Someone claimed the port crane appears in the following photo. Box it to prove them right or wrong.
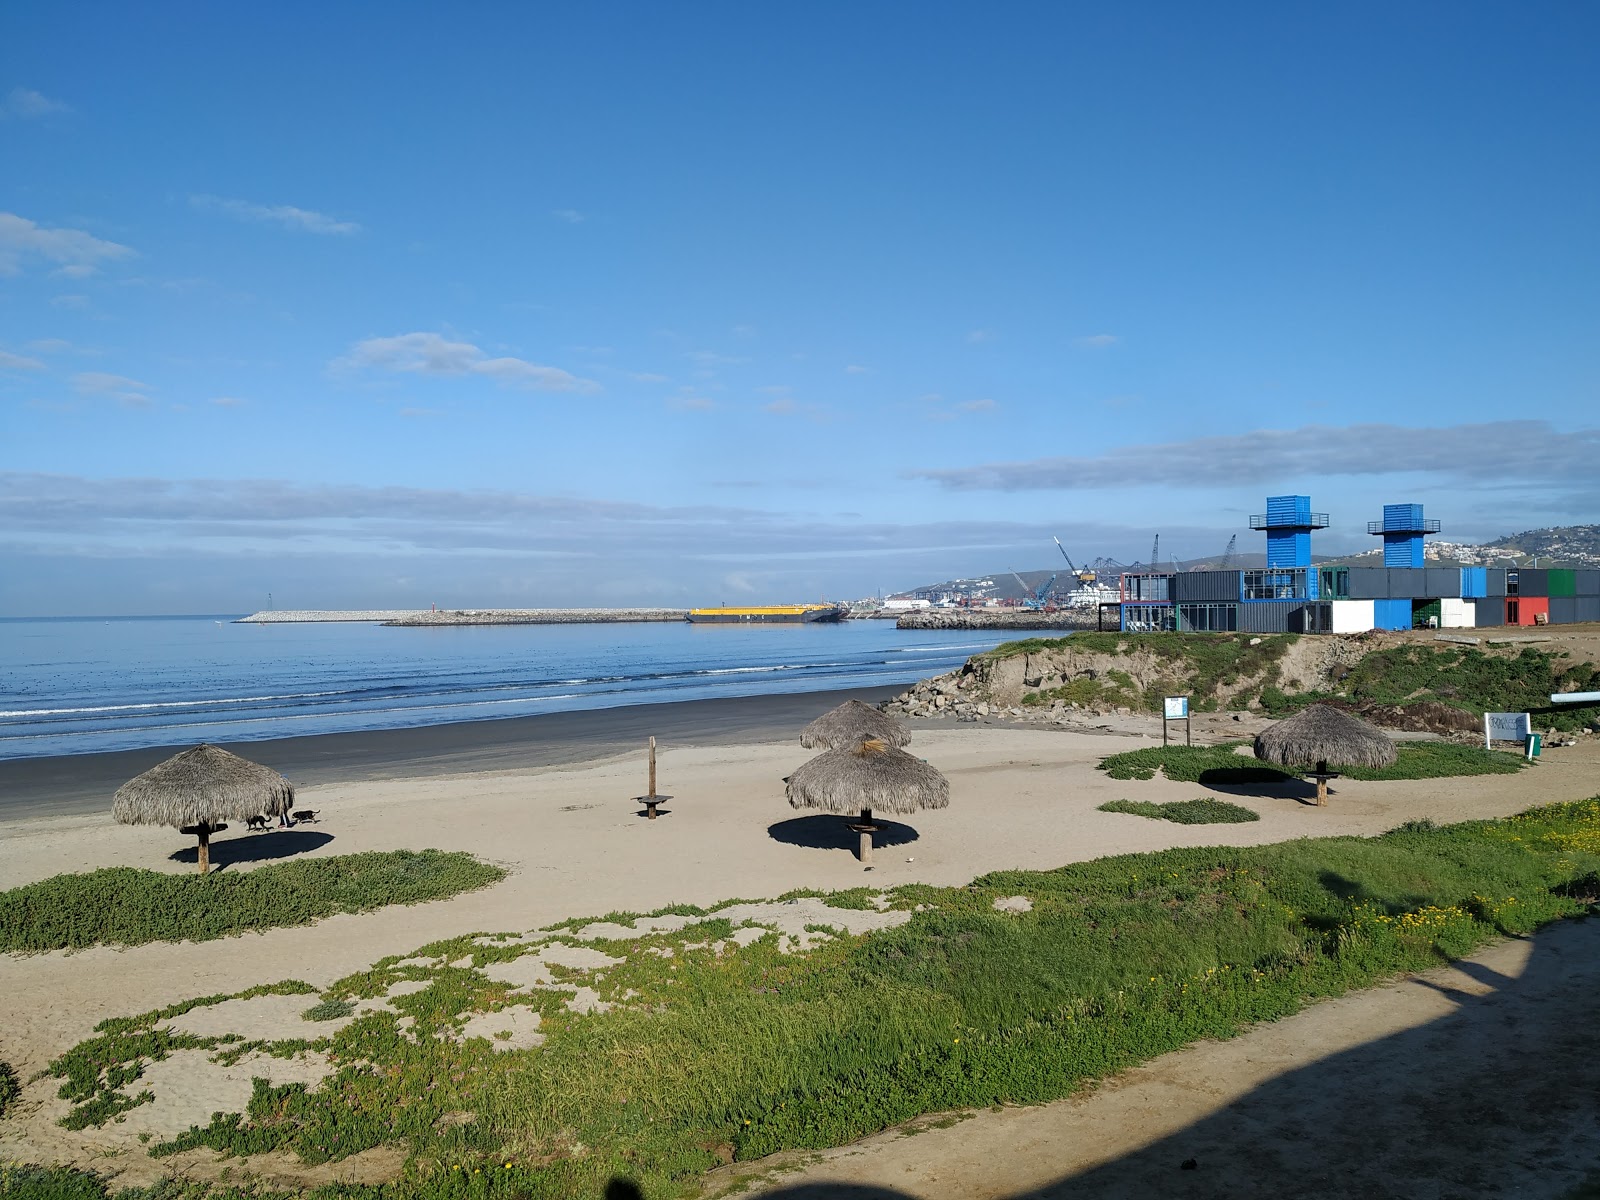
[1052,537,1099,585]
[1009,570,1057,609]
[1217,534,1238,572]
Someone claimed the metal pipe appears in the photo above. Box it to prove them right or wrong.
[1550,692,1600,704]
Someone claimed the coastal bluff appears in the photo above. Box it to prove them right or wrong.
[237,608,688,625]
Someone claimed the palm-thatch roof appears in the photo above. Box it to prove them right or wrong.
[799,699,910,750]
[1253,705,1397,771]
[786,738,948,816]
[113,744,294,828]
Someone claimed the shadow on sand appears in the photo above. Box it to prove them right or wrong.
[169,828,334,869]
[767,814,919,854]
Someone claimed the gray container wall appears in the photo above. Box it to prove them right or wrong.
[1549,597,1579,625]
[1485,569,1508,596]
[1346,567,1390,600]
[1425,567,1462,597]
[1172,570,1242,603]
[1388,568,1428,599]
[1238,601,1302,634]
[1577,570,1600,595]
[1577,597,1600,623]
[1516,568,1549,596]
[1474,598,1506,627]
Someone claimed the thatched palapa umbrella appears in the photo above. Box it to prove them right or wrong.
[786,737,947,863]
[1253,705,1396,805]
[799,699,910,750]
[114,744,294,873]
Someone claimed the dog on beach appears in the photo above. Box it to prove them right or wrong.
[246,815,269,832]
[291,809,320,823]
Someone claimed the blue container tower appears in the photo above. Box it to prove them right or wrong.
[1368,503,1441,567]
[1248,495,1329,600]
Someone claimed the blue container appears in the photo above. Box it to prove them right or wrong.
[1461,567,1487,598]
[1382,503,1425,529]
[1267,495,1313,524]
[1373,598,1413,631]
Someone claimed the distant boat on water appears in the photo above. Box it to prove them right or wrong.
[685,604,847,624]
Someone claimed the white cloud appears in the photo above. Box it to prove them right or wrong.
[72,371,152,407]
[54,263,99,279]
[1074,333,1119,348]
[0,350,46,371]
[958,398,997,412]
[628,372,669,384]
[0,212,134,276]
[552,209,586,224]
[671,396,715,412]
[190,194,361,235]
[912,421,1600,491]
[764,397,796,414]
[336,332,600,394]
[844,364,870,375]
[966,329,993,344]
[1,88,70,119]
[50,294,90,310]
[27,339,74,354]
[689,350,748,367]
[209,396,247,407]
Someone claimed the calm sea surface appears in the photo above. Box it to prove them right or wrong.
[0,616,1055,760]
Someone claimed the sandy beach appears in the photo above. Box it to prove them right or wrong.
[2,697,1597,1191]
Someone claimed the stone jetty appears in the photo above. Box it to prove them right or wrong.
[895,608,1099,631]
[236,609,687,625]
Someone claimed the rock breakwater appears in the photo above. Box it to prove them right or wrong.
[895,609,1099,631]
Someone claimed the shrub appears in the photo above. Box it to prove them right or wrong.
[0,1060,18,1119]
[0,851,506,953]
[1099,798,1261,824]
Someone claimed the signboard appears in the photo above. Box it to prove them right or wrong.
[1484,712,1531,748]
[1163,696,1189,720]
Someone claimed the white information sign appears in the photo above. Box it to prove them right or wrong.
[1164,696,1189,720]
[1484,712,1531,747]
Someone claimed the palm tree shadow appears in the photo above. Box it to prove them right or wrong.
[169,829,334,868]
[768,815,919,853]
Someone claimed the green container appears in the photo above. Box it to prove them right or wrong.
[1527,732,1542,759]
[1549,569,1576,597]
[1412,598,1442,628]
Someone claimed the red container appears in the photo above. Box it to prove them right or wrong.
[1505,597,1550,626]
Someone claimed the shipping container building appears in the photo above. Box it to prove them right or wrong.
[1373,598,1413,631]
[1439,598,1474,628]
[1549,569,1576,597]
[1330,599,1375,633]
[1461,567,1487,598]
[1505,596,1550,626]
[1474,598,1506,627]
[1577,570,1600,596]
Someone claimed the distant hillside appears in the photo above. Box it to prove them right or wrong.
[1328,524,1600,568]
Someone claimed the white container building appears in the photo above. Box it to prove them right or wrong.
[1330,599,1376,633]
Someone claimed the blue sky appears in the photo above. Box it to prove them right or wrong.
[3,2,1597,614]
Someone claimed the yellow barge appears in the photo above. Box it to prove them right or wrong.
[685,604,847,624]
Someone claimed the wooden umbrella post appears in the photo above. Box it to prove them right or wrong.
[196,823,211,875]
[647,736,658,819]
[856,806,875,864]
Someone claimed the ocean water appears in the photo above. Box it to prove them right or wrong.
[0,616,1057,760]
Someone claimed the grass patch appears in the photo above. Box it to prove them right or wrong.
[1097,740,1527,785]
[0,1060,17,1120]
[38,798,1600,1200]
[0,850,505,953]
[1099,798,1261,824]
[1264,644,1600,732]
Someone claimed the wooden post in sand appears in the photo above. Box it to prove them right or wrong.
[645,737,659,819]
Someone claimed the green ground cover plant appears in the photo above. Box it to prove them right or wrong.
[0,1060,18,1119]
[1098,798,1261,824]
[1261,644,1600,731]
[0,851,505,953]
[1097,740,1526,784]
[35,798,1600,1200]
[1003,633,1300,713]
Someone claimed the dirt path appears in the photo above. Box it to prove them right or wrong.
[714,918,1600,1200]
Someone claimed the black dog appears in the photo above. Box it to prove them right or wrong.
[290,809,319,824]
[246,815,269,832]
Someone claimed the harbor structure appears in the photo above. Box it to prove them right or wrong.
[1116,497,1600,633]
[685,604,847,624]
